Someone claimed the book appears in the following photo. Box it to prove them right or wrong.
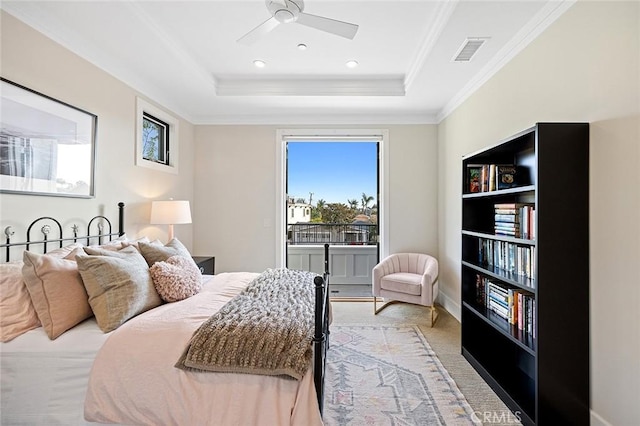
[495,214,518,223]
[495,222,520,229]
[495,229,520,237]
[489,164,497,191]
[494,202,529,209]
[488,300,509,319]
[467,165,482,193]
[475,274,486,305]
[481,165,489,192]
[496,165,518,190]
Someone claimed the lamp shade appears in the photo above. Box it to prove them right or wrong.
[150,200,192,225]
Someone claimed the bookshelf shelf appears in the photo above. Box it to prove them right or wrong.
[462,301,536,354]
[461,230,536,247]
[460,123,590,426]
[462,184,536,199]
[462,261,535,291]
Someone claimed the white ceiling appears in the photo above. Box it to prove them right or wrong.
[1,0,574,125]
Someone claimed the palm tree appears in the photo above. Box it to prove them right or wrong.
[361,193,374,214]
[347,199,359,210]
[312,199,326,222]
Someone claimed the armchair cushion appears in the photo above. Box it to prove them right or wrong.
[380,273,422,296]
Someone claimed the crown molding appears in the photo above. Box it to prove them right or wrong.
[123,2,217,91]
[215,77,406,97]
[404,0,459,92]
[1,2,201,123]
[190,112,438,126]
[436,0,576,122]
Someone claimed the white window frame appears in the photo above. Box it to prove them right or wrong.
[275,129,389,268]
[135,97,179,174]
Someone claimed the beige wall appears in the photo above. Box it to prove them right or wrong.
[437,1,639,424]
[193,124,438,273]
[0,12,196,251]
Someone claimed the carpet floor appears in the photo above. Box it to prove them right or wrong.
[328,300,522,426]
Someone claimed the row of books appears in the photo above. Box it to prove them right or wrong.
[476,274,536,337]
[494,203,535,240]
[467,164,521,193]
[478,238,536,281]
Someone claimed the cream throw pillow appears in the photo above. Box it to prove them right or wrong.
[22,251,93,340]
[77,246,162,333]
[0,262,40,342]
[139,238,198,269]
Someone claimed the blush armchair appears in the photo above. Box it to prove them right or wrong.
[372,253,439,326]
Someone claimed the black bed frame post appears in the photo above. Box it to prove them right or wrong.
[313,275,327,415]
[313,243,331,416]
[118,202,125,237]
[324,243,329,275]
[4,227,13,262]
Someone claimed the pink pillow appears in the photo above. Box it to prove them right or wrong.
[22,251,93,339]
[0,262,40,342]
[149,255,203,302]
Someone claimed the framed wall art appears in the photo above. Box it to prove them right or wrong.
[0,78,97,198]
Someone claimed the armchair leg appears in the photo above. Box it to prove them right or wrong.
[429,305,439,327]
[373,297,401,315]
[374,298,439,327]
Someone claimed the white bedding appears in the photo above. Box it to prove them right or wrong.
[0,318,112,425]
[1,273,323,426]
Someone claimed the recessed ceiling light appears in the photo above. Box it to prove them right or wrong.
[297,43,307,51]
[253,59,266,68]
[346,60,359,68]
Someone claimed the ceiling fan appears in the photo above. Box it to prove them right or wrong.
[237,0,359,45]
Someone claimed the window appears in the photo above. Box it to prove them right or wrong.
[142,112,169,165]
[276,129,389,268]
[136,97,179,174]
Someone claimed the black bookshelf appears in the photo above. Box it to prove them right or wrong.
[460,123,590,425]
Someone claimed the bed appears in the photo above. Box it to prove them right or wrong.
[0,203,330,425]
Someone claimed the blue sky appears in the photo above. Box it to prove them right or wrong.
[287,141,378,205]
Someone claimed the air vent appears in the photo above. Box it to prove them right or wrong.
[453,38,489,62]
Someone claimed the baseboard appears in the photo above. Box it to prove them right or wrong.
[590,410,612,426]
[437,291,461,322]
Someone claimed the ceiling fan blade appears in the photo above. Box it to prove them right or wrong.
[296,12,358,40]
[269,0,287,6]
[237,16,280,45]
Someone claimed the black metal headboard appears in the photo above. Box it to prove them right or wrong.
[1,202,125,262]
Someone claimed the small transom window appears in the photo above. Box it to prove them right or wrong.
[142,112,169,165]
[136,97,179,174]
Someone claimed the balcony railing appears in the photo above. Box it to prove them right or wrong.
[287,223,378,245]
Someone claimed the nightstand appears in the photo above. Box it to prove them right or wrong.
[192,256,215,275]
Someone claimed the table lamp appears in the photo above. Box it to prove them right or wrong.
[150,199,192,241]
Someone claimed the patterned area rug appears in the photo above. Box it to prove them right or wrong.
[323,325,480,426]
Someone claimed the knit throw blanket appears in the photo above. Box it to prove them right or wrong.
[176,268,317,380]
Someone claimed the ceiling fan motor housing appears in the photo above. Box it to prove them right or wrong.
[267,0,304,23]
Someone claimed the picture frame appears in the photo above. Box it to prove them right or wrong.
[0,78,97,198]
